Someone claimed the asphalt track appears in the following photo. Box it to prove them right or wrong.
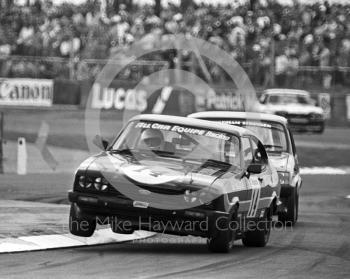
[0,174,349,279]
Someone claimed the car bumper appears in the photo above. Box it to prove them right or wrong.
[288,119,324,132]
[68,191,229,238]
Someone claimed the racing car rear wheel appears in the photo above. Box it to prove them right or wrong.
[242,207,272,247]
[278,189,299,226]
[207,208,238,253]
[69,203,96,237]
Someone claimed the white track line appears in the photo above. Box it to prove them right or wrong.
[300,167,350,175]
[0,229,156,254]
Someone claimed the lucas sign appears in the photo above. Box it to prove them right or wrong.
[0,78,53,107]
[90,83,147,111]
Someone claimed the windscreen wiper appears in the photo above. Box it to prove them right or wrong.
[109,148,136,155]
[152,150,180,158]
[203,159,232,167]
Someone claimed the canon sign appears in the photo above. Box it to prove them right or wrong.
[91,83,147,111]
[0,78,53,107]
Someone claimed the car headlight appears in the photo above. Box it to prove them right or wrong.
[184,189,219,205]
[77,176,108,191]
[278,172,291,185]
[78,176,85,188]
[310,113,323,120]
[94,177,102,190]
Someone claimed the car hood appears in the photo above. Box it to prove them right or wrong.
[268,152,290,172]
[77,152,244,210]
[80,152,240,190]
[263,104,323,115]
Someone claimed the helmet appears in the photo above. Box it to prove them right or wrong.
[140,129,164,149]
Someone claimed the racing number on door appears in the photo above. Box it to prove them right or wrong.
[242,137,262,218]
[247,176,261,218]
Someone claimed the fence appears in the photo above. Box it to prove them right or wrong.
[1,55,350,89]
[0,55,169,81]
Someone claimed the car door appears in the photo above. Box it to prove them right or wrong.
[246,136,271,218]
[241,137,262,217]
[288,127,302,193]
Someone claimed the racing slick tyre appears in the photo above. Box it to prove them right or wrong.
[242,207,272,247]
[278,188,299,226]
[69,203,96,237]
[207,208,237,253]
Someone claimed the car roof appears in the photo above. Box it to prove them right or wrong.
[129,114,254,137]
[263,88,310,96]
[188,111,288,125]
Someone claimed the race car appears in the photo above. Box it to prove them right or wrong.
[258,89,325,133]
[69,114,280,252]
[188,111,301,225]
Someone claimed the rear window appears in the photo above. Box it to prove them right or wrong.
[203,118,289,153]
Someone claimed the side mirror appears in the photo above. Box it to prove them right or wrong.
[93,135,109,150]
[247,163,262,174]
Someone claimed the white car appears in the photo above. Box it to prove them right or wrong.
[258,89,325,133]
[189,111,302,225]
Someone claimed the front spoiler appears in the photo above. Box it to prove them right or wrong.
[68,191,230,238]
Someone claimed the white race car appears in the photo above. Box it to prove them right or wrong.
[258,89,325,133]
[189,111,301,225]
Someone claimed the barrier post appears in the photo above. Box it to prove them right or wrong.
[0,112,3,174]
[17,137,27,175]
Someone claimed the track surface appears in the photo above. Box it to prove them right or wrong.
[1,175,349,279]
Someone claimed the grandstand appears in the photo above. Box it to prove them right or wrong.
[0,0,349,88]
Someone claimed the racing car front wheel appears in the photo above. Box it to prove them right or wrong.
[69,203,96,237]
[278,189,299,226]
[242,207,272,247]
[207,208,238,253]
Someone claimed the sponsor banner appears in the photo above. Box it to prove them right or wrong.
[89,82,193,116]
[88,81,243,113]
[135,121,231,140]
[318,93,331,119]
[0,78,53,107]
[91,83,148,111]
[196,87,244,111]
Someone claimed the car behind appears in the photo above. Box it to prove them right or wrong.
[188,111,302,225]
[259,89,325,134]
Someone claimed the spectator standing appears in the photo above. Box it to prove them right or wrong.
[275,50,288,87]
[319,41,332,89]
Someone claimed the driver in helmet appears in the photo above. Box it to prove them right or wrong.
[140,129,165,151]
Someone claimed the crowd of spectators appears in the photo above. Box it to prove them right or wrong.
[0,0,349,87]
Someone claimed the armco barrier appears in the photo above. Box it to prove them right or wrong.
[330,94,348,126]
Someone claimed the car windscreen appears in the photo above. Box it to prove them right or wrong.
[204,119,289,153]
[268,94,312,105]
[111,120,241,167]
